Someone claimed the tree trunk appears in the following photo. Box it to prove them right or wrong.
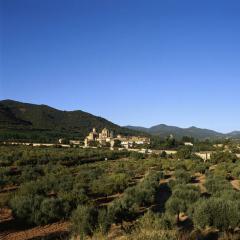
[177,211,180,224]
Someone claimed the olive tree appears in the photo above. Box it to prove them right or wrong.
[205,176,231,195]
[166,184,200,223]
[71,205,98,239]
[174,169,192,184]
[193,198,240,233]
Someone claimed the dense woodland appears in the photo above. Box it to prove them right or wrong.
[2,100,240,143]
[0,141,240,240]
[0,100,144,142]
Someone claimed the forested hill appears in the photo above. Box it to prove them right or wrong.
[0,100,142,141]
[126,124,228,140]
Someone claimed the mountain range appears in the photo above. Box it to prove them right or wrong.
[126,125,240,140]
[0,100,141,141]
[0,99,239,141]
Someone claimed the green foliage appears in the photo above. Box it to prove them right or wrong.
[0,145,131,188]
[4,147,165,230]
[139,211,176,230]
[39,198,70,224]
[193,141,214,152]
[0,100,142,142]
[205,176,232,194]
[59,188,89,208]
[109,171,162,224]
[97,208,111,235]
[71,205,98,239]
[149,136,179,150]
[174,169,192,184]
[193,198,240,232]
[10,194,41,225]
[160,151,167,158]
[194,162,208,174]
[210,151,238,164]
[91,173,130,196]
[4,141,240,239]
[127,210,178,240]
[176,146,193,159]
[130,151,145,160]
[20,166,44,182]
[213,162,233,179]
[232,165,240,178]
[166,184,200,221]
[213,189,240,201]
[9,191,70,225]
[114,139,122,148]
[182,136,194,143]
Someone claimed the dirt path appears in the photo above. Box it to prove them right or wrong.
[193,174,206,193]
[0,209,12,223]
[0,221,70,240]
[0,186,18,194]
[231,179,240,190]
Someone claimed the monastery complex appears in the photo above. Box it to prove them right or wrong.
[84,128,150,149]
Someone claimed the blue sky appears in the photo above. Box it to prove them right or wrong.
[1,0,240,132]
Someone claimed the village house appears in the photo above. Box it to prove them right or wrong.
[184,142,194,146]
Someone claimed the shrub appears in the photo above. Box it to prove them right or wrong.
[127,211,178,240]
[213,189,240,201]
[10,193,69,225]
[166,184,200,222]
[108,172,162,224]
[193,198,240,232]
[174,169,192,184]
[205,176,231,194]
[160,151,167,158]
[91,173,130,196]
[194,162,208,174]
[232,166,240,179]
[210,151,238,164]
[130,152,145,160]
[213,163,234,179]
[176,146,192,159]
[97,208,111,235]
[108,197,136,225]
[10,194,44,225]
[71,205,98,239]
[39,198,69,224]
[139,211,176,230]
[20,166,43,182]
[59,188,88,208]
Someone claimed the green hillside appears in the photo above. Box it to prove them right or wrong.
[126,124,225,140]
[0,100,142,142]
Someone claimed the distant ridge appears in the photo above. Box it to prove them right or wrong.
[0,99,144,141]
[126,124,240,140]
[0,99,239,141]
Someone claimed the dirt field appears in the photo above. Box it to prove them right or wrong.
[231,179,240,190]
[0,221,69,240]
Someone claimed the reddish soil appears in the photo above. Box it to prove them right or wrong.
[0,186,18,194]
[231,179,240,190]
[0,221,70,240]
[0,207,69,240]
[0,208,13,223]
[193,174,206,193]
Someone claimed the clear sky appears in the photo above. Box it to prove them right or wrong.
[1,0,240,133]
